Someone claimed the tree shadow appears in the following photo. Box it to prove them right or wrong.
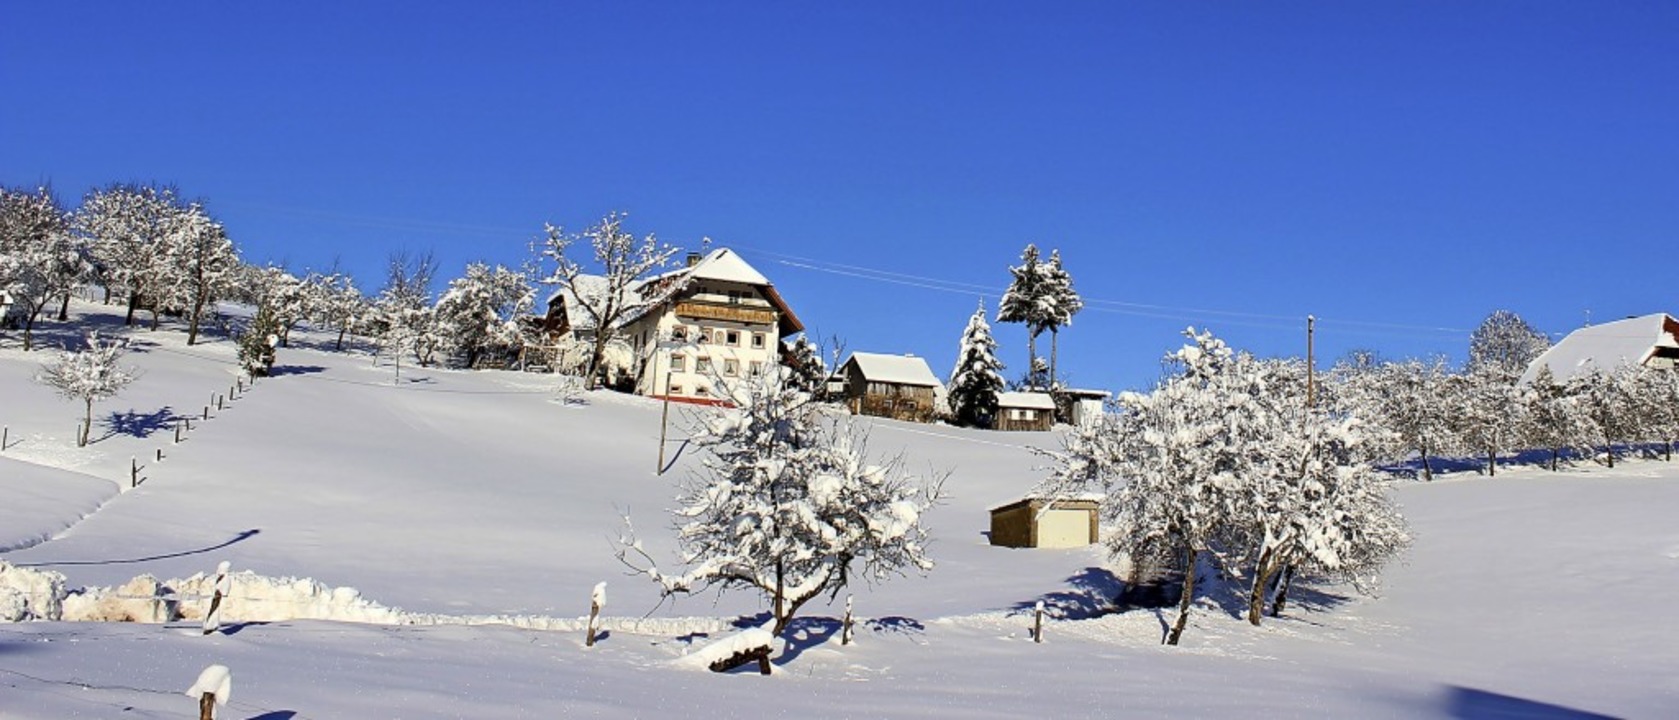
[218,621,271,637]
[95,406,179,441]
[268,364,326,377]
[864,616,925,635]
[1011,567,1125,620]
[246,712,298,720]
[17,529,261,567]
[1442,686,1616,719]
[775,616,840,665]
[659,439,694,475]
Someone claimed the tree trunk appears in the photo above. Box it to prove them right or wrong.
[125,290,138,326]
[57,292,69,321]
[1488,448,1496,477]
[1026,332,1038,388]
[1420,450,1433,482]
[336,325,348,351]
[81,398,93,447]
[187,291,206,346]
[22,309,38,351]
[1550,447,1559,472]
[1247,546,1277,626]
[1166,545,1197,646]
[587,332,611,391]
[1049,327,1059,390]
[1270,563,1297,617]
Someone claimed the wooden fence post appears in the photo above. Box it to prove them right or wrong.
[587,582,605,647]
[203,405,209,421]
[1034,600,1044,644]
[156,448,163,462]
[185,665,231,720]
[216,395,224,411]
[2,425,8,452]
[175,420,182,444]
[842,595,854,646]
[130,456,138,488]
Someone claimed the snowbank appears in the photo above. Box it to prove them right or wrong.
[0,561,65,621]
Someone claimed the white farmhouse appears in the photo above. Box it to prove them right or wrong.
[1521,313,1679,384]
[543,248,803,404]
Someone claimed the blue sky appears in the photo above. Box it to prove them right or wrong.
[5,2,1675,392]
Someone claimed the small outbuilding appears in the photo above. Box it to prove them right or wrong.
[995,391,1056,432]
[989,496,1101,549]
[1053,387,1111,426]
[837,352,942,423]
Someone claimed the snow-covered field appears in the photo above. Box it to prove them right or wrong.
[2,303,1676,718]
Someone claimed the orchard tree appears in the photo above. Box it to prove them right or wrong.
[372,250,439,381]
[75,183,181,327]
[1467,310,1550,376]
[1363,358,1457,480]
[536,212,680,389]
[1520,366,1596,471]
[947,299,1006,428]
[1,185,87,350]
[617,367,943,636]
[159,204,238,346]
[1447,365,1527,476]
[433,262,533,369]
[307,271,366,351]
[37,331,139,446]
[1576,365,1641,468]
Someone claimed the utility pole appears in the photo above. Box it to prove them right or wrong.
[1306,315,1316,409]
[657,346,674,474]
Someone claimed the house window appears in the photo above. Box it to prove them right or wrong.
[696,357,712,373]
[697,328,711,344]
[671,355,686,373]
[671,326,689,342]
[670,384,684,396]
[749,361,764,376]
[728,290,744,305]
[752,333,766,349]
[695,385,710,398]
[724,359,739,377]
[725,330,740,346]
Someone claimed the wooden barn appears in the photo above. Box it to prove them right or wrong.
[988,497,1101,549]
[995,391,1056,431]
[837,352,942,423]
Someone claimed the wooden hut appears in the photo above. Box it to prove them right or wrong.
[988,497,1101,548]
[837,352,941,423]
[995,391,1056,431]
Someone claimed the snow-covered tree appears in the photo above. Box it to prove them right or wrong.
[0,185,86,350]
[238,304,282,378]
[947,299,1006,428]
[1520,365,1596,471]
[157,204,238,346]
[433,262,533,369]
[783,335,829,400]
[306,271,366,352]
[536,212,680,389]
[75,184,181,327]
[1447,365,1527,476]
[617,367,942,637]
[1631,367,1679,461]
[1039,329,1407,643]
[1467,310,1550,376]
[1040,249,1083,388]
[1360,358,1457,480]
[372,251,439,381]
[36,331,139,446]
[1576,365,1641,468]
[997,244,1049,387]
[244,265,314,348]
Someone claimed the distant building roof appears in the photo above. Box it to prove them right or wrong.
[997,391,1057,411]
[545,247,803,335]
[1521,313,1679,384]
[844,352,941,387]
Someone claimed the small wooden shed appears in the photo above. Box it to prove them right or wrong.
[838,352,942,423]
[995,391,1056,431]
[989,497,1100,548]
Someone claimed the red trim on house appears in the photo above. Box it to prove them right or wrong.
[650,395,736,409]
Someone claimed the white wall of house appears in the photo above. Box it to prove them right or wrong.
[630,279,783,402]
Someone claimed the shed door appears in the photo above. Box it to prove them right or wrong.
[1037,509,1092,548]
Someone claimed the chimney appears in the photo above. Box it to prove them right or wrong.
[686,252,702,268]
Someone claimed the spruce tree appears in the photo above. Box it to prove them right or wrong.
[997,244,1046,386]
[1041,249,1083,389]
[948,300,1006,428]
[238,305,281,378]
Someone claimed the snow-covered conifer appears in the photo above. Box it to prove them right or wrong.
[238,305,281,378]
[947,300,1006,428]
[536,212,680,389]
[36,331,139,446]
[617,367,942,636]
[997,244,1049,387]
[1467,310,1551,376]
[1039,249,1083,388]
[783,336,829,399]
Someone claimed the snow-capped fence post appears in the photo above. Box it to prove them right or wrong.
[586,582,605,647]
[156,448,163,462]
[202,405,209,421]
[203,561,231,635]
[130,456,138,488]
[175,420,182,444]
[185,664,231,720]
[841,595,854,646]
[216,394,223,411]
[1033,600,1044,644]
[2,425,8,452]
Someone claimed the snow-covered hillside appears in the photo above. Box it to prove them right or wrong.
[2,303,1676,717]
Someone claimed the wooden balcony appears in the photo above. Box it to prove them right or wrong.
[675,301,776,326]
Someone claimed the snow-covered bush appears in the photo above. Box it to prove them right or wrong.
[618,367,944,636]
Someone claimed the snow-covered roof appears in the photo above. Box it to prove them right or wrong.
[686,248,770,286]
[844,352,942,387]
[1055,387,1110,400]
[1521,313,1679,384]
[988,492,1104,513]
[997,391,1056,410]
[545,248,803,335]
